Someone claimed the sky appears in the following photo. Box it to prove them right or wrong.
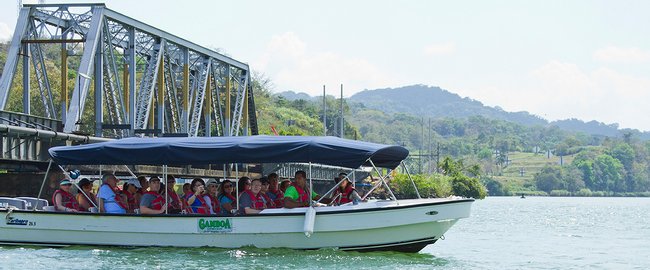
[1,0,650,130]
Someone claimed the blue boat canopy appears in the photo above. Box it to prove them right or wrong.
[48,136,409,169]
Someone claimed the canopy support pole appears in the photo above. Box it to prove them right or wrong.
[401,161,421,199]
[163,165,168,214]
[123,165,138,178]
[361,160,398,202]
[36,159,53,205]
[309,162,313,207]
[56,164,98,209]
[235,163,239,213]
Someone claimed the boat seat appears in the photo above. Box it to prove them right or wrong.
[17,197,49,210]
[0,197,28,210]
[42,206,56,212]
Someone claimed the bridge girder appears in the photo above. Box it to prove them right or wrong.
[0,3,257,138]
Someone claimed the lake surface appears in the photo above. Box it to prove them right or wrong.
[1,197,648,269]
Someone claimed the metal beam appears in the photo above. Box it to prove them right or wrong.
[0,7,31,109]
[63,6,105,133]
[102,8,249,71]
[95,31,104,137]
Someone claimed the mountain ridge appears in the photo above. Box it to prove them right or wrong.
[277,84,649,139]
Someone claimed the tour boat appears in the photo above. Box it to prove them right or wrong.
[0,136,473,252]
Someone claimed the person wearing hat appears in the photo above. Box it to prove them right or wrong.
[332,173,362,205]
[204,179,220,214]
[76,178,97,212]
[139,176,167,214]
[121,179,142,213]
[53,179,80,212]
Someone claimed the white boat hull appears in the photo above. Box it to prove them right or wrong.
[0,198,473,252]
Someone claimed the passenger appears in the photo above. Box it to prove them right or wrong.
[97,174,127,214]
[279,179,291,193]
[76,178,97,212]
[186,178,210,214]
[139,176,167,214]
[284,171,331,208]
[181,182,192,212]
[136,176,149,203]
[217,180,237,215]
[182,183,192,197]
[267,173,284,207]
[332,173,362,205]
[260,177,276,208]
[205,179,220,214]
[237,176,251,195]
[121,179,142,213]
[238,178,267,214]
[52,179,80,212]
[164,175,183,214]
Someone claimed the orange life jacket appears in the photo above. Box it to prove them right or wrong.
[268,189,284,208]
[52,189,79,211]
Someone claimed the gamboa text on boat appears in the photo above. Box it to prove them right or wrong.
[1,135,474,252]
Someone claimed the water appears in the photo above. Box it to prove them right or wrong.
[1,197,649,269]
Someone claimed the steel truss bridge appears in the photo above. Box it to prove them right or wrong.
[0,3,258,141]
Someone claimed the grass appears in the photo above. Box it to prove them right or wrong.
[490,151,575,192]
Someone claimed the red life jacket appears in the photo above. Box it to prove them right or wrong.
[334,185,356,204]
[188,193,210,214]
[101,184,128,210]
[269,189,284,208]
[144,191,164,210]
[52,189,79,211]
[122,190,138,213]
[242,190,265,210]
[206,193,220,214]
[292,183,310,203]
[166,188,182,210]
[261,192,275,208]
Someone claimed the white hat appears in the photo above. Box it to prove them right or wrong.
[126,179,142,188]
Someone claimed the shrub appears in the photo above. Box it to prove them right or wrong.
[549,189,571,196]
[574,188,592,197]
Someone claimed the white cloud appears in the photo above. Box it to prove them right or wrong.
[593,46,650,63]
[0,22,12,42]
[465,60,650,131]
[423,42,456,56]
[252,32,402,96]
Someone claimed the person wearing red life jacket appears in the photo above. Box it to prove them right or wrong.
[97,174,127,214]
[259,177,276,208]
[332,173,363,205]
[135,176,149,205]
[139,176,167,214]
[121,179,142,213]
[266,173,284,208]
[204,179,220,214]
[164,175,183,214]
[53,179,80,212]
[186,178,210,214]
[284,171,331,208]
[217,180,237,216]
[238,178,267,214]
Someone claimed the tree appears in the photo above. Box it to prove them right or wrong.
[535,166,564,193]
[592,154,624,192]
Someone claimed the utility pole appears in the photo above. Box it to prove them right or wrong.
[340,84,344,138]
[322,85,326,136]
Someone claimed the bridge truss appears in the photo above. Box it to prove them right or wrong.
[0,3,258,138]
